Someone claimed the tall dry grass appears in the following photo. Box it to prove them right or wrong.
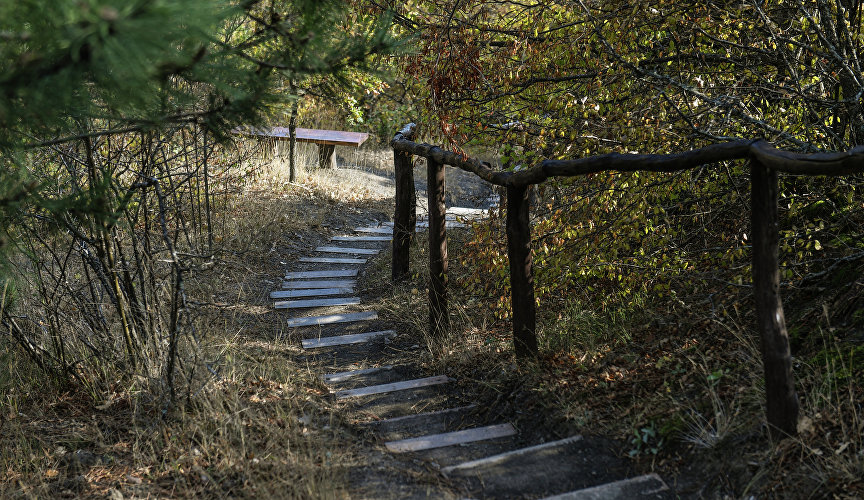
[1,132,396,498]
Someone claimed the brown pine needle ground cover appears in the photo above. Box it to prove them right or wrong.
[0,149,396,499]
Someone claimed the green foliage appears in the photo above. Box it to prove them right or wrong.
[0,0,233,144]
[403,0,864,152]
[409,0,863,358]
[628,420,668,457]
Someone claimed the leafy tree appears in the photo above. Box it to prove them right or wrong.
[360,2,864,401]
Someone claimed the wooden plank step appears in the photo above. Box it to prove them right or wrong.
[302,330,396,349]
[385,424,516,453]
[372,405,476,427]
[286,311,377,328]
[322,366,394,383]
[299,257,367,264]
[275,297,360,309]
[541,474,670,500]
[282,279,357,289]
[439,433,646,499]
[285,269,358,279]
[355,226,393,234]
[335,375,450,399]
[270,288,354,299]
[332,235,391,242]
[448,206,488,218]
[415,215,461,222]
[315,246,379,255]
[369,405,478,441]
[441,436,583,475]
[416,221,467,228]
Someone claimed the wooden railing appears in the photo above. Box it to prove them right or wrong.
[390,122,864,439]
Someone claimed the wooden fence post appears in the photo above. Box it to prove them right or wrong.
[506,184,538,357]
[427,157,449,337]
[392,146,415,282]
[751,160,799,439]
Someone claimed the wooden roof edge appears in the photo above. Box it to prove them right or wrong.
[232,126,370,147]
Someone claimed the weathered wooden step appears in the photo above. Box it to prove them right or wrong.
[284,269,358,279]
[441,434,638,499]
[275,297,360,309]
[416,221,467,228]
[281,279,357,289]
[385,423,516,453]
[286,310,377,328]
[447,206,488,219]
[298,257,367,264]
[368,405,477,441]
[354,226,393,234]
[322,366,394,383]
[335,375,450,399]
[302,330,395,349]
[347,384,455,421]
[541,474,670,500]
[315,246,379,255]
[332,235,391,242]
[442,436,583,476]
[270,288,354,299]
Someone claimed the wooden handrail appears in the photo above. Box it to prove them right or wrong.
[391,122,864,439]
[393,132,864,185]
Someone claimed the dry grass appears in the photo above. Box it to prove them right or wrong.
[0,143,396,499]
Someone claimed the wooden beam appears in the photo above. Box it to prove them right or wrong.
[750,141,864,175]
[751,160,799,439]
[506,184,538,357]
[428,157,449,338]
[391,123,864,185]
[392,125,416,281]
[392,134,510,186]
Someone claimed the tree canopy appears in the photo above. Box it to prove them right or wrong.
[380,0,863,156]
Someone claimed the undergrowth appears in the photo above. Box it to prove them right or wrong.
[377,213,864,499]
[0,144,394,498]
